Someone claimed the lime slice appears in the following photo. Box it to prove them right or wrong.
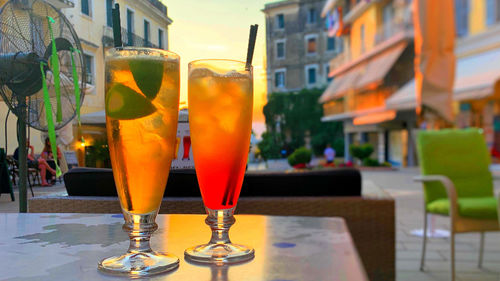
[129,58,164,100]
[106,83,157,120]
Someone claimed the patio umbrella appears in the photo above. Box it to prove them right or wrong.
[413,0,455,124]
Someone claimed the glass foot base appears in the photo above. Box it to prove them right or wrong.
[98,251,179,277]
[184,243,254,264]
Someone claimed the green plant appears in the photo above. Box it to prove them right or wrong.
[85,138,111,168]
[257,132,281,160]
[350,144,374,163]
[362,158,380,167]
[263,88,344,158]
[287,147,312,166]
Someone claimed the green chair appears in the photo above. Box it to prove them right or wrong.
[415,128,499,281]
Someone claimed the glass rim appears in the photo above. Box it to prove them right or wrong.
[188,59,250,70]
[106,46,180,59]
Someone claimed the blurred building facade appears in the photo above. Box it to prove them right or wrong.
[0,0,172,163]
[321,0,500,166]
[65,0,172,166]
[263,0,343,94]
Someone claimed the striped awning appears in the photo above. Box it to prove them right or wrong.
[319,42,407,103]
[387,48,500,110]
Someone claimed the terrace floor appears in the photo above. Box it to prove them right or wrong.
[1,166,499,280]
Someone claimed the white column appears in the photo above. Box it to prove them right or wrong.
[344,133,350,161]
[378,131,385,163]
[407,124,415,167]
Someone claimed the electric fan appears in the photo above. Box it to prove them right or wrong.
[0,0,86,212]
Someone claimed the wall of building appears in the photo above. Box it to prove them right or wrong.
[264,0,337,93]
[350,5,378,59]
[468,0,486,35]
[63,0,170,114]
[0,0,170,156]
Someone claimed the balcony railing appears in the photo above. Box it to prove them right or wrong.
[102,26,159,49]
[329,12,413,72]
[147,0,167,16]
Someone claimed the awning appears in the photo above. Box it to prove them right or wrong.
[321,106,387,122]
[353,110,396,125]
[80,110,105,125]
[321,0,339,17]
[387,47,500,110]
[319,42,407,103]
[79,109,189,125]
[386,79,416,110]
[355,42,407,91]
[319,69,361,103]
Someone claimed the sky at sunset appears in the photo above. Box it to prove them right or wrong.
[162,0,274,136]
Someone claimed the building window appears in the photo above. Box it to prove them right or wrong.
[276,14,285,29]
[383,3,394,38]
[81,0,91,17]
[106,0,113,27]
[307,8,316,24]
[325,64,333,83]
[306,65,318,86]
[455,0,468,37]
[360,24,365,54]
[158,29,164,49]
[306,35,317,55]
[276,41,285,59]
[275,69,285,88]
[486,0,500,26]
[127,9,134,46]
[326,37,335,52]
[144,19,150,47]
[83,54,94,85]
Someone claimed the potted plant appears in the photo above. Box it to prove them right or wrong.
[288,147,312,169]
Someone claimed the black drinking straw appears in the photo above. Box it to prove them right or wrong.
[221,25,259,207]
[111,3,133,210]
[245,24,258,71]
[112,3,122,47]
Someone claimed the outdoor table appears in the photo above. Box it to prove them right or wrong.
[0,213,368,280]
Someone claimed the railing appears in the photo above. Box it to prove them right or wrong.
[147,0,167,16]
[102,26,159,49]
[374,17,413,45]
[329,51,350,74]
[85,73,93,85]
[328,10,413,72]
[323,99,345,116]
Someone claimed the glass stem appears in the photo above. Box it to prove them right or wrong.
[205,207,235,245]
[122,210,158,253]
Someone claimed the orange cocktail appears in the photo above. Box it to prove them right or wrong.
[185,59,254,264]
[188,60,253,210]
[99,47,180,277]
[105,50,179,214]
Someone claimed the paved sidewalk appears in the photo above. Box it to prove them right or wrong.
[0,182,66,213]
[364,168,500,281]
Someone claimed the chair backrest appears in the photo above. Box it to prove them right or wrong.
[416,128,493,204]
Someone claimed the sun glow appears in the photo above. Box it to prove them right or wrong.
[162,0,271,129]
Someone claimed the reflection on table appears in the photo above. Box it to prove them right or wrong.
[0,213,368,281]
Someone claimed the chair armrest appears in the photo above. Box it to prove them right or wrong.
[413,175,458,220]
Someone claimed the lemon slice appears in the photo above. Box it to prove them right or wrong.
[129,58,164,100]
[106,83,157,120]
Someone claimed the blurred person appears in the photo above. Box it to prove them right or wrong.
[323,143,335,164]
[41,137,61,184]
[13,139,56,186]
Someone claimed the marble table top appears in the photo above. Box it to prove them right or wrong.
[0,213,368,281]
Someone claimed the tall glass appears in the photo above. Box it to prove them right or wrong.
[98,47,180,276]
[185,59,254,264]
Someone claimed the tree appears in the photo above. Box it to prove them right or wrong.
[257,132,281,160]
[262,88,344,158]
